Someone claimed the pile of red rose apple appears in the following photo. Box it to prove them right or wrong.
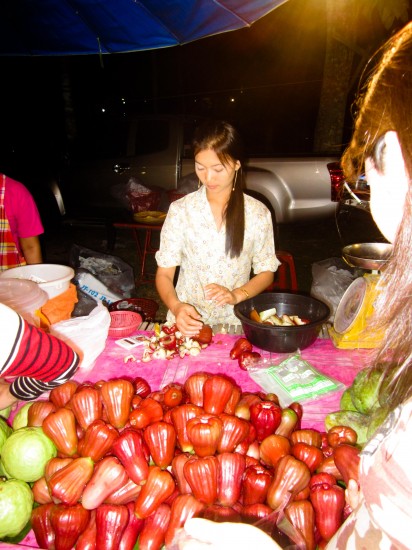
[28,367,360,550]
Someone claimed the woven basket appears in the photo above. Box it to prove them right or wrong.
[108,311,142,338]
[109,298,159,321]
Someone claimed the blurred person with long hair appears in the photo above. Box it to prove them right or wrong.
[325,19,412,549]
[177,21,412,550]
[155,120,279,336]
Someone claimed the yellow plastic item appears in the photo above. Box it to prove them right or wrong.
[329,274,383,349]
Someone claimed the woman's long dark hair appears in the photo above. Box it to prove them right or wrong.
[192,120,245,258]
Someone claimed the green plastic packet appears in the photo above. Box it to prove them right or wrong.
[247,353,344,406]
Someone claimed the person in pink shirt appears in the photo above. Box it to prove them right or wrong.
[0,173,44,270]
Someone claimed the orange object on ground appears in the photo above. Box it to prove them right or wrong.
[38,283,78,328]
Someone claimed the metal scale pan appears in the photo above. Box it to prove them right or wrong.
[342,242,393,271]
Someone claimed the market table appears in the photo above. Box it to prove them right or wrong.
[6,329,371,550]
[75,329,369,430]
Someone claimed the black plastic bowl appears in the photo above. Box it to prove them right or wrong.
[234,292,330,353]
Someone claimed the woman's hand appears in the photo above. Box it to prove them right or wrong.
[173,303,204,337]
[175,518,281,550]
[156,267,203,336]
[0,380,18,411]
[204,283,237,306]
[345,478,362,510]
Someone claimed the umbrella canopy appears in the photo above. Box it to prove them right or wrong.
[0,0,288,56]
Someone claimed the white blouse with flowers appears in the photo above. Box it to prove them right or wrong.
[155,186,280,326]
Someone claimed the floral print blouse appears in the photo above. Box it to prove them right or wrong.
[155,186,280,326]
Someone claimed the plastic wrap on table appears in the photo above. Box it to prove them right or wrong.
[247,353,344,407]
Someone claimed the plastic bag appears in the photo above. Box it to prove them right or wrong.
[70,244,136,301]
[50,302,110,374]
[247,354,344,407]
[126,177,163,213]
[310,257,356,321]
[75,270,122,305]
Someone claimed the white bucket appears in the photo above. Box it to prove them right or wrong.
[0,264,75,299]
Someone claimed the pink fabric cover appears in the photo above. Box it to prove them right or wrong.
[75,332,369,430]
[9,334,370,550]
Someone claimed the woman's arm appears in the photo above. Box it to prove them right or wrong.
[155,266,203,336]
[155,266,180,315]
[19,235,42,264]
[205,270,274,307]
[0,303,80,406]
[232,270,274,304]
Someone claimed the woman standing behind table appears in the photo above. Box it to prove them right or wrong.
[155,120,280,336]
[178,22,412,550]
[0,173,44,271]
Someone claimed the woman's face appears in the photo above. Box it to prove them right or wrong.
[365,132,408,243]
[195,148,240,197]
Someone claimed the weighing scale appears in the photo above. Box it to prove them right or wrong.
[329,242,393,349]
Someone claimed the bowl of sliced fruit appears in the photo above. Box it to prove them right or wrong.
[234,292,330,353]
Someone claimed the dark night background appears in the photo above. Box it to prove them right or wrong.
[0,0,409,197]
[0,0,409,294]
[0,1,332,166]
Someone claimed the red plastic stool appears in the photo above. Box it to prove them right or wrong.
[266,250,298,292]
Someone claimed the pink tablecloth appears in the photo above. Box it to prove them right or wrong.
[6,331,370,550]
[74,331,370,431]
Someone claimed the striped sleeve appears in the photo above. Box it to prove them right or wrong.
[1,307,80,401]
[9,358,79,401]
